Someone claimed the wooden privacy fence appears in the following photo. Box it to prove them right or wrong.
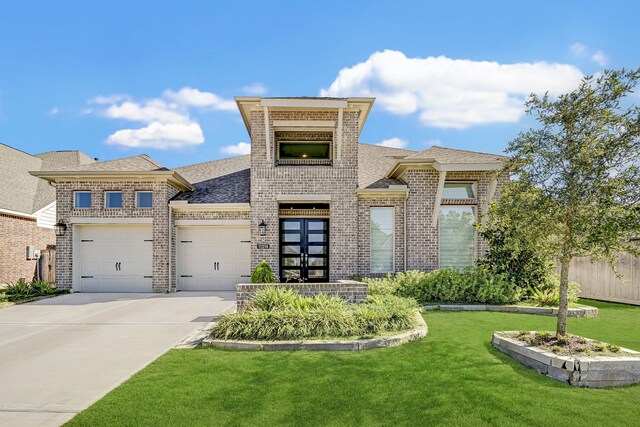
[38,249,56,284]
[567,254,640,306]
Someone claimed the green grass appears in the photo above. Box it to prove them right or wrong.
[67,299,640,427]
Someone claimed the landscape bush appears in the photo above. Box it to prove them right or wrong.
[527,274,581,307]
[363,267,522,305]
[210,286,418,340]
[4,279,62,301]
[251,260,276,284]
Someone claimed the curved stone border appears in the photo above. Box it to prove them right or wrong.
[202,311,427,351]
[422,304,598,318]
[492,332,640,388]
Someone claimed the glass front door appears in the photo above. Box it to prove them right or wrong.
[280,218,329,282]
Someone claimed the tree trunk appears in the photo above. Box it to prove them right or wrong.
[556,257,571,336]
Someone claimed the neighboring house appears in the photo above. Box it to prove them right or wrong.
[32,97,506,293]
[0,144,95,284]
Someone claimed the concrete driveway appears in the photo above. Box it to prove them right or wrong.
[0,291,235,427]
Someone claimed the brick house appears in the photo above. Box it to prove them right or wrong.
[32,97,505,293]
[0,144,95,284]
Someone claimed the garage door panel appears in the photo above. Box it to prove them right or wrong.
[77,225,153,292]
[177,226,251,291]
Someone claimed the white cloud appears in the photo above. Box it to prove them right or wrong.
[107,122,204,149]
[104,100,190,124]
[590,51,608,66]
[570,43,609,66]
[242,83,268,95]
[220,142,251,155]
[376,137,408,149]
[47,107,59,116]
[163,87,236,111]
[321,50,584,129]
[90,87,237,150]
[570,43,588,57]
[91,94,131,105]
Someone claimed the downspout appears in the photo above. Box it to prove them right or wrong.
[404,192,407,272]
[168,203,172,293]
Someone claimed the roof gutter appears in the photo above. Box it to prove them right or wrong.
[385,159,503,179]
[30,170,194,191]
[0,207,37,220]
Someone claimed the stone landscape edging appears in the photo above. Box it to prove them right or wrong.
[202,311,427,351]
[492,331,640,388]
[422,304,598,318]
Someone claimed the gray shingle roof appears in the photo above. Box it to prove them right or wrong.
[49,154,166,172]
[358,144,415,189]
[406,146,506,164]
[0,144,95,214]
[33,150,96,211]
[173,156,251,204]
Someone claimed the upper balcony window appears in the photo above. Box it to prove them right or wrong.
[442,182,476,200]
[276,131,332,166]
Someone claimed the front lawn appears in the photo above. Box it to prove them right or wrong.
[68,299,640,426]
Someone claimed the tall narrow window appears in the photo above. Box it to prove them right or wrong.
[370,207,394,273]
[439,206,475,268]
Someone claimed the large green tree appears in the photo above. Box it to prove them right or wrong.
[491,69,640,335]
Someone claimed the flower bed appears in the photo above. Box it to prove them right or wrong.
[208,286,423,346]
[493,331,640,387]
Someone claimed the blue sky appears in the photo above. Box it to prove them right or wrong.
[0,1,638,168]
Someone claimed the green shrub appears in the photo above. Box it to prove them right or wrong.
[251,260,275,284]
[210,287,417,340]
[31,280,56,295]
[363,268,521,305]
[6,279,32,300]
[528,274,580,307]
[477,214,555,292]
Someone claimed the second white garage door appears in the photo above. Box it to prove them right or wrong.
[177,226,251,291]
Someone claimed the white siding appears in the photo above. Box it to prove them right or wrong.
[35,202,56,228]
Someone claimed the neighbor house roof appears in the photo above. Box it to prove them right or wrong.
[31,154,193,191]
[0,144,96,215]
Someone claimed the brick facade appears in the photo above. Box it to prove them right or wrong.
[356,196,406,276]
[249,109,360,280]
[55,181,179,292]
[0,213,54,284]
[403,169,495,271]
[236,281,368,311]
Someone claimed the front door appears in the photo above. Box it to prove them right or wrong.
[280,218,329,282]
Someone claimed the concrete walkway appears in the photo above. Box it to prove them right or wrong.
[0,291,235,427]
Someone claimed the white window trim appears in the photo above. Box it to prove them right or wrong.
[442,181,477,200]
[74,191,91,209]
[136,191,153,209]
[104,191,123,209]
[370,207,395,274]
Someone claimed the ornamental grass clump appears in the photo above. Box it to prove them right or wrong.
[210,286,418,341]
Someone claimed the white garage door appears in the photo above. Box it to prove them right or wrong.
[177,226,251,291]
[77,225,153,292]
